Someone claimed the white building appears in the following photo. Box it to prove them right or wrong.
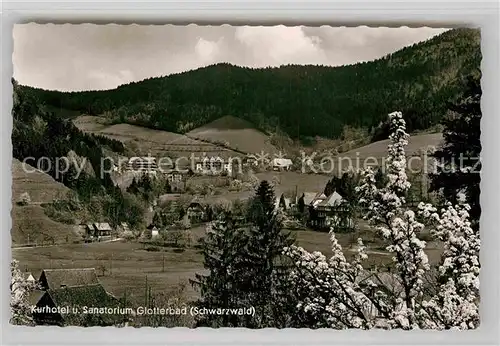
[127,157,158,175]
[151,228,159,239]
[272,158,293,171]
[194,156,233,175]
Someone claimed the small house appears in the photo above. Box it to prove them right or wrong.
[94,223,112,238]
[187,200,205,223]
[151,228,159,239]
[166,172,184,183]
[84,223,96,239]
[23,272,36,284]
[32,284,123,326]
[146,224,160,239]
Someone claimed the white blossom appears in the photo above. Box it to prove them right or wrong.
[10,259,36,325]
[283,111,479,330]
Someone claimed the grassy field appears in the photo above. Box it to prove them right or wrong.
[336,133,444,171]
[11,158,77,246]
[12,158,71,204]
[255,171,331,196]
[12,223,443,306]
[72,115,242,158]
[187,115,280,155]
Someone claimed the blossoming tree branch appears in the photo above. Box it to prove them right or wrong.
[283,111,480,330]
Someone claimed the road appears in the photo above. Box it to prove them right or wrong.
[11,237,124,250]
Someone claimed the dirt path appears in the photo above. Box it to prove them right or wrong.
[11,237,124,250]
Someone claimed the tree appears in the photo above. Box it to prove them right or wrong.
[243,181,296,328]
[152,211,163,228]
[324,171,360,205]
[190,213,249,327]
[127,177,139,194]
[430,75,481,224]
[10,260,36,326]
[282,111,479,329]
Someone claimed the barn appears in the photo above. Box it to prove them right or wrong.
[33,268,127,326]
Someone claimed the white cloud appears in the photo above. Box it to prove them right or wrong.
[13,24,449,91]
[235,26,328,66]
[194,37,222,64]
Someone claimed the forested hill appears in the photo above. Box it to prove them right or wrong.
[18,28,480,140]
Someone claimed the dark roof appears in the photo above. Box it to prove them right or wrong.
[48,284,119,308]
[39,268,99,290]
[46,284,123,325]
[302,192,326,206]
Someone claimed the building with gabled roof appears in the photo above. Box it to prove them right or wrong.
[309,191,354,231]
[300,192,327,208]
[32,283,126,326]
[38,268,99,290]
[316,191,344,209]
[272,158,293,171]
[23,272,36,283]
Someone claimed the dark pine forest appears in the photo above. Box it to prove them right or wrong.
[16,28,480,142]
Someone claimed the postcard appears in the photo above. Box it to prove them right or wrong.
[11,24,481,329]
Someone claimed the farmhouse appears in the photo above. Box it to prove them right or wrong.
[272,158,293,171]
[85,222,112,241]
[32,267,127,326]
[95,223,112,237]
[187,199,205,223]
[310,191,344,229]
[38,268,100,290]
[306,191,354,231]
[32,283,124,326]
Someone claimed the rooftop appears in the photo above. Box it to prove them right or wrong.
[39,268,99,290]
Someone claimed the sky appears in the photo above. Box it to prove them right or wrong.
[13,24,448,92]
